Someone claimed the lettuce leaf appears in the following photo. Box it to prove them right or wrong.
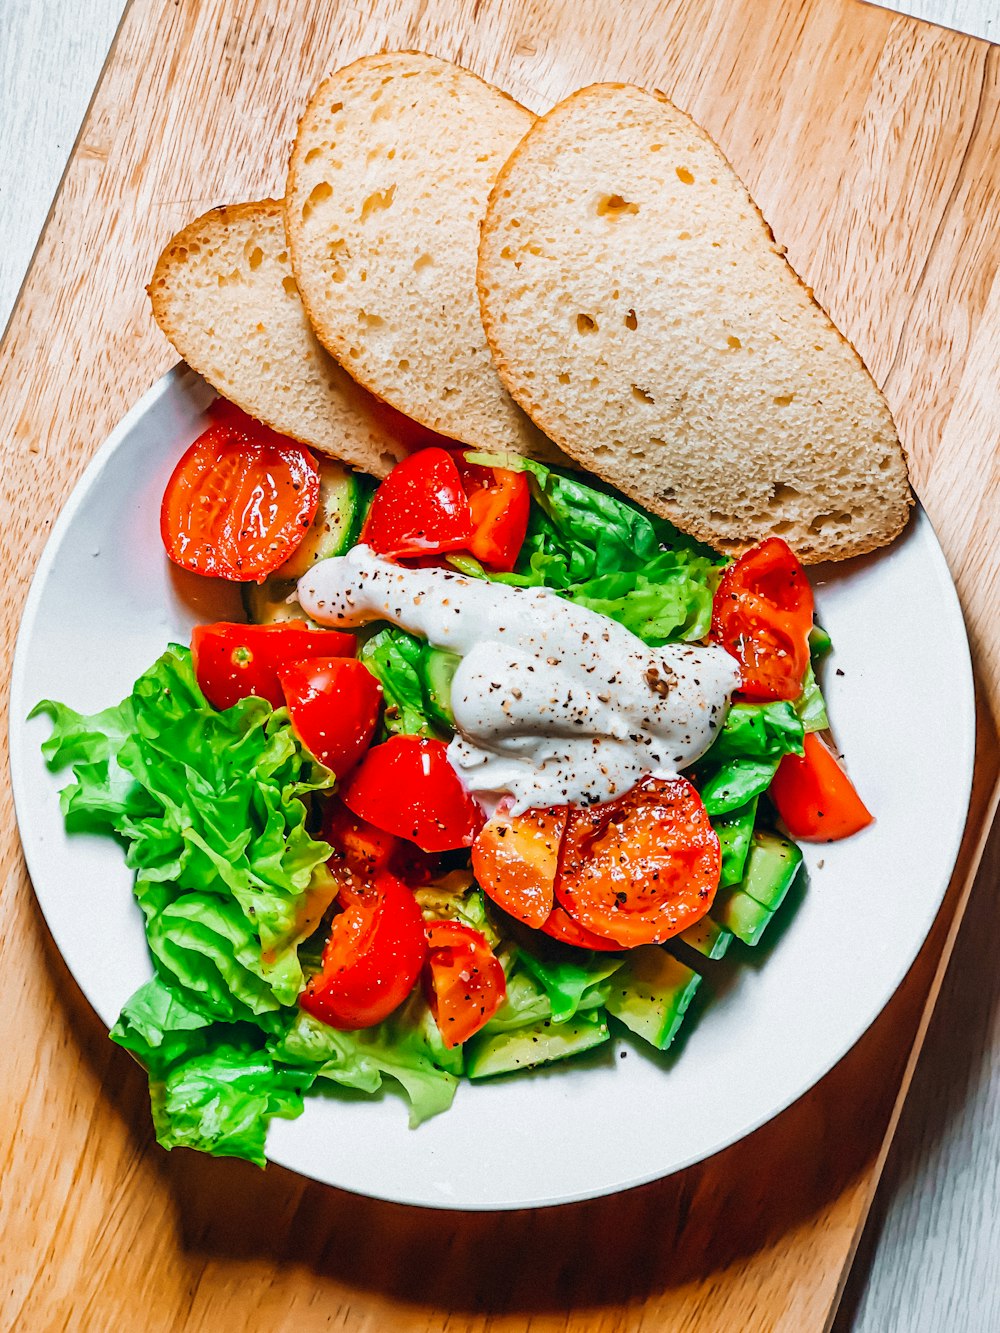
[515,948,624,1024]
[696,701,804,815]
[273,997,461,1127]
[712,798,759,887]
[468,453,722,646]
[33,646,338,1160]
[360,625,458,737]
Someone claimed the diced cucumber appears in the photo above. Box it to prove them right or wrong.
[604,945,701,1051]
[242,578,318,626]
[279,459,368,579]
[425,648,460,729]
[678,914,734,960]
[710,831,803,946]
[742,831,802,910]
[712,888,774,946]
[712,798,757,887]
[465,1011,610,1079]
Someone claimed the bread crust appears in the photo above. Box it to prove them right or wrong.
[477,82,913,563]
[284,51,558,458]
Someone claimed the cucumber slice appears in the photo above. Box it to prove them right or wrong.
[278,459,367,579]
[677,914,733,960]
[742,831,803,910]
[604,945,701,1050]
[465,1011,610,1079]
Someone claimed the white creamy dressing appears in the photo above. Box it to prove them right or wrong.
[298,546,739,813]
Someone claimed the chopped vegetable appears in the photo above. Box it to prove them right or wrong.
[423,920,507,1047]
[769,732,873,841]
[191,621,354,710]
[161,409,320,582]
[471,805,567,928]
[279,657,382,776]
[710,537,813,701]
[339,735,485,852]
[300,871,427,1029]
[555,777,721,946]
[361,447,472,558]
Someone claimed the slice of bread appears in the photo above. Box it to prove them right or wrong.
[284,51,552,457]
[477,83,912,562]
[148,199,434,477]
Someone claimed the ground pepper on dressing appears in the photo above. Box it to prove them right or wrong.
[298,545,738,813]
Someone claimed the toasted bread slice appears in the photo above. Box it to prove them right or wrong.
[477,83,912,562]
[284,51,551,457]
[148,199,432,477]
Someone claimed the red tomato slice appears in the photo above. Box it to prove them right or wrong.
[423,920,507,1048]
[339,736,485,852]
[161,412,319,582]
[361,448,473,559]
[279,658,382,777]
[191,622,354,710]
[299,871,427,1029]
[555,777,720,947]
[452,455,531,572]
[540,904,624,952]
[769,731,874,841]
[711,537,814,701]
[322,799,399,885]
[472,806,567,929]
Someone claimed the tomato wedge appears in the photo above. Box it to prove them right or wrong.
[555,777,720,947]
[423,920,507,1048]
[769,731,873,841]
[279,658,382,777]
[540,904,624,953]
[361,448,473,559]
[452,455,531,572]
[339,736,485,852]
[322,799,399,886]
[472,805,567,928]
[300,872,427,1029]
[711,537,813,701]
[191,622,354,710]
[161,408,319,582]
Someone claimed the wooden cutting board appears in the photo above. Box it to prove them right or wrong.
[2,1,998,1328]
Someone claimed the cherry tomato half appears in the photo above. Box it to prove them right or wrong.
[161,406,319,582]
[299,871,427,1029]
[555,777,720,947]
[191,622,354,710]
[339,736,485,853]
[472,805,568,929]
[452,455,531,572]
[769,731,874,842]
[280,658,382,777]
[423,920,507,1048]
[361,448,473,559]
[711,537,814,701]
[540,904,624,953]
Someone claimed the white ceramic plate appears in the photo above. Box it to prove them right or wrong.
[10,365,975,1209]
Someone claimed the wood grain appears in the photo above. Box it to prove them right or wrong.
[1,2,997,1329]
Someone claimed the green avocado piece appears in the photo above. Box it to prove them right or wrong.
[712,888,774,946]
[742,831,803,910]
[465,1011,610,1080]
[604,945,701,1050]
[678,914,734,960]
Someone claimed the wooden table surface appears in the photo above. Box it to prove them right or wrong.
[2,1,999,1329]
